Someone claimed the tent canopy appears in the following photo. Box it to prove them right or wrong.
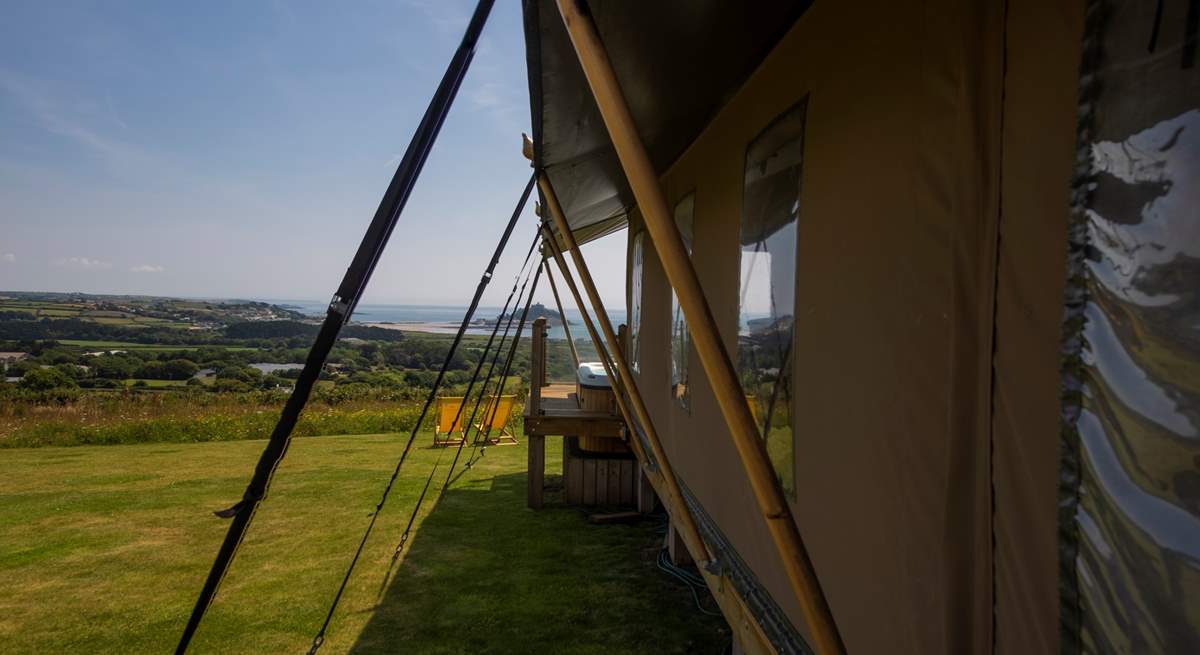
[522,0,812,244]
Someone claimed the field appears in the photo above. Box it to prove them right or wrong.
[58,340,257,352]
[0,435,726,653]
[122,378,191,388]
[0,394,427,449]
[0,292,723,650]
[1,300,173,325]
[0,294,303,330]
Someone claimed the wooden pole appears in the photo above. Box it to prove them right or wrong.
[539,226,648,469]
[539,179,710,565]
[543,227,777,655]
[543,260,580,368]
[529,317,547,411]
[553,2,844,653]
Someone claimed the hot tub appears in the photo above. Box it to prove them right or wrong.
[575,362,624,452]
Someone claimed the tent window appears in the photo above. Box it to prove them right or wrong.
[629,231,645,373]
[738,101,805,497]
[671,194,695,410]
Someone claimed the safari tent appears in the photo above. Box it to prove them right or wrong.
[178,0,1198,653]
[521,0,1199,653]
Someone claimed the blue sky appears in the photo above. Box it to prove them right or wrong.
[0,0,626,308]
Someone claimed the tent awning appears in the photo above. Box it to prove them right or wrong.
[522,0,812,245]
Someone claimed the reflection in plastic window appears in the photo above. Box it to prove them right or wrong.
[739,102,805,497]
[629,232,644,373]
[671,194,695,409]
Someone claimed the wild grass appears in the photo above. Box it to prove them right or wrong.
[0,435,727,653]
[0,393,433,448]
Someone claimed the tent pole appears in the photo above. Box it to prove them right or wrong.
[553,2,844,653]
[538,177,710,564]
[537,227,659,482]
[541,224,778,654]
[543,260,580,368]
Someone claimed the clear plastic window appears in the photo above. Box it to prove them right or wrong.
[671,194,695,409]
[738,102,805,496]
[629,231,644,373]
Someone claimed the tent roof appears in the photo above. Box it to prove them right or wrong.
[523,0,812,244]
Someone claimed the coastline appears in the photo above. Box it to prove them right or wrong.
[363,321,463,334]
[362,320,570,339]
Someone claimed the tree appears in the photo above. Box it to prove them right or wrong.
[382,343,409,366]
[135,360,168,380]
[53,363,88,380]
[211,378,250,393]
[38,348,82,365]
[6,360,35,378]
[163,359,199,380]
[92,355,138,379]
[19,367,77,391]
[224,320,316,339]
[216,365,260,383]
[359,341,381,364]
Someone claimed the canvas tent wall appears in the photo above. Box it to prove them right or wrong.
[524,0,1200,653]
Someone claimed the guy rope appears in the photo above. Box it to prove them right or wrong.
[176,2,500,650]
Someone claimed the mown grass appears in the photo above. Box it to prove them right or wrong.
[0,435,726,653]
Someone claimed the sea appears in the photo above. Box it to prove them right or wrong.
[257,299,626,341]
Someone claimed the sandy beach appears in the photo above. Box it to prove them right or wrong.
[364,320,467,335]
[363,320,569,339]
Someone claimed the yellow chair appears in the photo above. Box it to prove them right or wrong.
[475,394,518,445]
[745,393,762,433]
[433,396,468,447]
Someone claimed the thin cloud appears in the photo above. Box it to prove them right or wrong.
[0,69,151,172]
[470,81,506,109]
[130,264,165,273]
[104,90,129,130]
[463,34,524,135]
[1,253,14,263]
[399,0,468,36]
[54,256,112,270]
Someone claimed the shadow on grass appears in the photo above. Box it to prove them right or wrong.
[350,471,727,654]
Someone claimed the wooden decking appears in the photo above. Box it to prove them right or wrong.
[523,317,632,508]
[524,382,628,509]
[523,316,624,439]
[522,383,624,438]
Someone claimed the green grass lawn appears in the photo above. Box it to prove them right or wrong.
[0,435,726,653]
